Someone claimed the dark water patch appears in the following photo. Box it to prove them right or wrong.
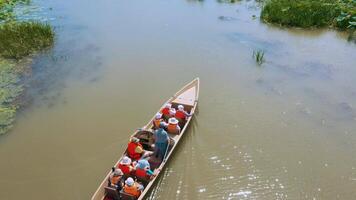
[218,15,239,21]
[226,32,285,55]
[24,39,103,108]
[272,61,335,81]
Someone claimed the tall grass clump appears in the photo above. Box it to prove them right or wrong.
[261,0,341,28]
[253,50,265,65]
[0,21,54,59]
[261,0,355,30]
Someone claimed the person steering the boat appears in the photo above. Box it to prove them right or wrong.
[153,127,170,160]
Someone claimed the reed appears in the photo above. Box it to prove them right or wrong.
[0,21,54,59]
[253,50,265,65]
[261,0,355,30]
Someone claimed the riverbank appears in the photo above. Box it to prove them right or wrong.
[0,0,54,134]
[261,0,355,34]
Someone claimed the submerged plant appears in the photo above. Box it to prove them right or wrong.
[253,50,265,65]
[0,60,23,135]
[0,21,54,59]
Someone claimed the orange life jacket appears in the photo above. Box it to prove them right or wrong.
[110,176,121,186]
[153,119,162,129]
[175,110,186,120]
[161,108,170,115]
[135,168,148,179]
[118,164,131,175]
[124,184,141,197]
[127,142,143,160]
[167,123,179,134]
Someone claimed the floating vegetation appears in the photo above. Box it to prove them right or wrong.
[261,0,356,30]
[0,21,54,59]
[253,50,265,65]
[0,60,23,135]
[0,0,54,135]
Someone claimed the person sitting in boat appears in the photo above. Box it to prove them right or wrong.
[167,117,181,134]
[118,156,134,175]
[153,126,170,160]
[169,107,176,118]
[175,104,192,121]
[127,137,144,160]
[123,177,144,198]
[160,103,171,119]
[108,168,124,191]
[152,113,167,130]
[134,159,154,179]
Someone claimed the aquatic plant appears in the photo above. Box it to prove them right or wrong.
[0,60,22,135]
[261,0,355,30]
[0,21,54,59]
[0,0,30,22]
[253,50,265,65]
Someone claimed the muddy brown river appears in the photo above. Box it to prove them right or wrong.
[1,0,356,199]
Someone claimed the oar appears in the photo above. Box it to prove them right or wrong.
[162,138,171,163]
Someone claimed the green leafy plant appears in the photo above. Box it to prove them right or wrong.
[253,50,265,65]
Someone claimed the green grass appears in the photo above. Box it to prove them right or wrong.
[261,0,356,30]
[0,21,54,59]
[0,60,22,135]
[253,50,265,65]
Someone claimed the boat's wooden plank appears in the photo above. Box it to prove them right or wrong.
[172,86,196,106]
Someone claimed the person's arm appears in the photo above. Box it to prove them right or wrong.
[146,169,154,176]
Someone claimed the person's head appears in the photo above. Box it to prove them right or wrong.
[125,177,135,186]
[130,137,140,143]
[165,103,172,109]
[136,159,150,169]
[113,168,123,176]
[120,156,132,165]
[168,117,179,125]
[155,113,162,119]
[178,105,184,111]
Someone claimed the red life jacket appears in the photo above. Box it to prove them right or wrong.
[175,110,186,120]
[135,168,148,179]
[118,164,131,175]
[161,108,170,115]
[127,142,143,160]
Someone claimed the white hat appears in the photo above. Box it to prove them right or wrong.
[155,113,162,119]
[169,108,176,115]
[168,117,179,125]
[125,177,134,186]
[178,105,184,111]
[113,168,123,176]
[165,103,172,108]
[120,156,132,165]
[130,137,139,143]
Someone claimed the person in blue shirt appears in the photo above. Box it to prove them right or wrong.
[153,127,169,160]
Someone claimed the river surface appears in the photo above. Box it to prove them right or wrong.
[1,0,356,199]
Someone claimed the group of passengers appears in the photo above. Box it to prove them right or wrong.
[153,103,192,134]
[107,104,192,199]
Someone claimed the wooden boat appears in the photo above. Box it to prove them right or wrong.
[91,78,200,200]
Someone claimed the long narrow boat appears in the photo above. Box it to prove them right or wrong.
[91,78,200,200]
